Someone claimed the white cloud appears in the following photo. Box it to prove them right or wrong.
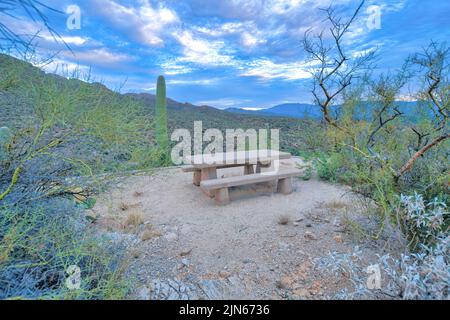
[195,21,266,49]
[241,32,266,48]
[161,61,193,75]
[41,35,89,46]
[194,22,245,37]
[169,78,220,86]
[195,98,251,108]
[266,0,302,15]
[144,77,221,91]
[41,58,91,77]
[62,48,134,66]
[172,30,236,66]
[92,0,179,47]
[242,107,264,111]
[241,59,312,80]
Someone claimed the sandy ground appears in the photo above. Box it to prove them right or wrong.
[89,158,400,299]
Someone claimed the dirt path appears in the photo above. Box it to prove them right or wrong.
[90,158,399,299]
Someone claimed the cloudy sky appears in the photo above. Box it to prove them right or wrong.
[3,0,450,109]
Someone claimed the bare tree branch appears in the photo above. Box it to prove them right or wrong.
[396,133,449,179]
[302,0,373,135]
[0,0,66,54]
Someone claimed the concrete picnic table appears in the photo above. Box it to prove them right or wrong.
[182,149,292,186]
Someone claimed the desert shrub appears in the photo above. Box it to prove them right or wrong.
[0,127,131,299]
[315,152,346,182]
[396,193,449,249]
[0,198,130,299]
[0,54,159,175]
[302,2,448,254]
[316,193,449,300]
[317,233,449,300]
[0,55,157,299]
[0,67,18,91]
[317,236,449,300]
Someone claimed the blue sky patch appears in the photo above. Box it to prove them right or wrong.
[4,0,449,109]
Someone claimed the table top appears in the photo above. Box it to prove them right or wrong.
[184,149,292,168]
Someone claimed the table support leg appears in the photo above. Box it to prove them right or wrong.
[277,177,293,195]
[244,164,254,174]
[256,160,271,173]
[193,170,201,186]
[201,167,217,198]
[215,188,230,205]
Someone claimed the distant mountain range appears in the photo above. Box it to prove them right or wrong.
[226,103,322,119]
[226,101,421,120]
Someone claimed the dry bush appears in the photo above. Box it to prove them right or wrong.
[119,202,129,211]
[123,211,144,230]
[140,225,161,241]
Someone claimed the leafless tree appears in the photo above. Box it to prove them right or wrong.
[0,0,63,53]
[302,1,449,180]
[302,0,375,134]
[395,42,449,179]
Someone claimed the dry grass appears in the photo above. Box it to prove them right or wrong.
[96,216,122,231]
[340,214,368,241]
[119,201,142,211]
[278,214,291,225]
[123,210,144,229]
[322,200,349,211]
[119,202,129,211]
[140,226,162,241]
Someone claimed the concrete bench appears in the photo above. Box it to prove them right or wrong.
[200,168,302,205]
[182,163,272,186]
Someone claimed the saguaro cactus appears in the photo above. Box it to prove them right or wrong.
[155,75,168,152]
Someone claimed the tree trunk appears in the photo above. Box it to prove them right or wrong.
[396,134,449,179]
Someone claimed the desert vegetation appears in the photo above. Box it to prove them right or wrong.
[0,0,448,300]
[300,1,449,299]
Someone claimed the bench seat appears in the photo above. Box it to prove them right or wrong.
[200,168,302,205]
[181,165,198,172]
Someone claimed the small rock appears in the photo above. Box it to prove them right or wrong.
[164,232,178,242]
[279,242,289,249]
[242,259,252,264]
[136,286,150,300]
[227,275,241,287]
[333,217,342,227]
[304,231,317,240]
[181,258,190,267]
[198,279,223,299]
[308,281,323,296]
[179,248,193,256]
[219,271,231,278]
[293,288,310,298]
[277,276,294,289]
[293,222,299,227]
[295,216,305,222]
[176,264,185,270]
[305,223,312,228]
